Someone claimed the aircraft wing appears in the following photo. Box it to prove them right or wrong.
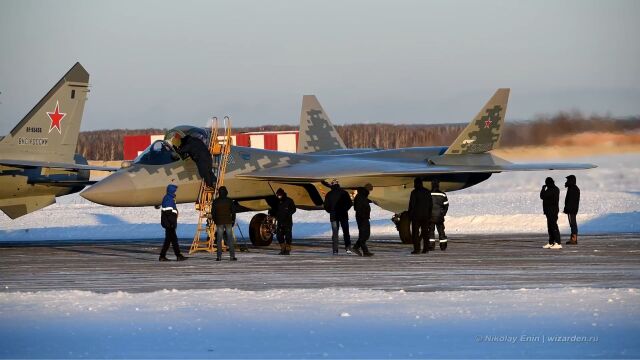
[0,159,119,172]
[235,159,596,183]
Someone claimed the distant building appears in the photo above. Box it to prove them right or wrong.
[123,131,299,160]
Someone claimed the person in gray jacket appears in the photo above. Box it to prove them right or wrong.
[428,179,449,251]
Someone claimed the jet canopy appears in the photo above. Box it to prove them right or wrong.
[133,140,180,165]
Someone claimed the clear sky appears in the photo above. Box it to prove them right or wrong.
[1,0,638,133]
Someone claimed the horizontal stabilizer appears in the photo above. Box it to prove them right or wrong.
[0,159,119,172]
[0,195,56,219]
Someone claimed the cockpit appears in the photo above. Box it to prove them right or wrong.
[132,125,211,166]
[133,140,180,165]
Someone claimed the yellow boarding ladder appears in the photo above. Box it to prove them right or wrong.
[189,116,233,254]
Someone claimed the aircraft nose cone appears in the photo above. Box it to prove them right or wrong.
[81,172,137,206]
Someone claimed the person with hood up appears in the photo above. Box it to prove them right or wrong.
[323,179,353,255]
[211,186,237,261]
[177,134,216,188]
[353,183,374,257]
[429,179,449,251]
[564,175,581,245]
[274,188,296,255]
[540,177,562,249]
[408,177,432,254]
[159,184,188,261]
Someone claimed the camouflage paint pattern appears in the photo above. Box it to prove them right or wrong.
[445,88,509,155]
[297,95,346,153]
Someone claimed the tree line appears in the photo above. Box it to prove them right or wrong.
[77,112,640,160]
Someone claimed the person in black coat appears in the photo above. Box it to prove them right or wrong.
[408,177,432,254]
[540,177,562,249]
[564,175,581,245]
[159,184,187,261]
[212,186,237,261]
[353,184,374,257]
[324,179,353,255]
[274,188,296,255]
[429,179,449,251]
[177,135,216,188]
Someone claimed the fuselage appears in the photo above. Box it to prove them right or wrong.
[81,143,493,214]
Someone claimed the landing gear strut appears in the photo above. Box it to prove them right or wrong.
[249,213,275,246]
[392,211,413,244]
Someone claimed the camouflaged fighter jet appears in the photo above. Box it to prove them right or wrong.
[0,63,118,219]
[81,89,596,244]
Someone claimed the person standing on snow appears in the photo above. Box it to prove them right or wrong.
[353,184,374,257]
[274,188,296,255]
[428,179,449,252]
[541,177,562,249]
[159,184,188,261]
[324,179,353,255]
[408,177,432,254]
[564,175,581,245]
[212,186,237,261]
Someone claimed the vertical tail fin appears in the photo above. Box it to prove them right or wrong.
[297,95,346,153]
[444,88,510,155]
[0,62,90,162]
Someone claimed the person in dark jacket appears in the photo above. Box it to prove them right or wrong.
[159,184,187,261]
[353,184,374,257]
[177,135,216,188]
[408,177,432,254]
[429,179,449,251]
[324,179,353,255]
[540,177,562,249]
[274,188,296,255]
[211,186,237,261]
[564,175,580,245]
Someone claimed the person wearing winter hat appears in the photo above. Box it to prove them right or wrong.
[540,177,562,249]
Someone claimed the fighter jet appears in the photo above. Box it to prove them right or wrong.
[0,63,118,219]
[81,89,595,244]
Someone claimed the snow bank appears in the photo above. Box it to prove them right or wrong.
[1,153,639,241]
[0,287,638,358]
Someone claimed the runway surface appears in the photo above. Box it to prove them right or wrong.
[1,234,639,293]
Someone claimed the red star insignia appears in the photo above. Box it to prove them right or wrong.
[47,101,66,134]
[484,119,492,128]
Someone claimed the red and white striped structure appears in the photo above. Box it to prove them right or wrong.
[123,131,299,160]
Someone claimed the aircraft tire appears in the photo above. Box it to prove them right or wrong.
[398,211,413,244]
[249,213,274,246]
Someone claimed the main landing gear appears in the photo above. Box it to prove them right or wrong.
[249,213,276,246]
[392,211,413,244]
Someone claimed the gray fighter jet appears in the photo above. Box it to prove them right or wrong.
[81,89,595,244]
[0,63,118,219]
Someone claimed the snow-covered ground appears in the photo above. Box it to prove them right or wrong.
[1,287,639,358]
[1,153,639,241]
[1,153,639,358]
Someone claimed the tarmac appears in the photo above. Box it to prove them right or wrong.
[1,233,639,293]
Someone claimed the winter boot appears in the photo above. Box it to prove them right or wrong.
[159,256,170,262]
[363,250,374,257]
[352,244,363,257]
[566,234,578,245]
[278,243,286,255]
[428,239,436,251]
[176,254,189,261]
